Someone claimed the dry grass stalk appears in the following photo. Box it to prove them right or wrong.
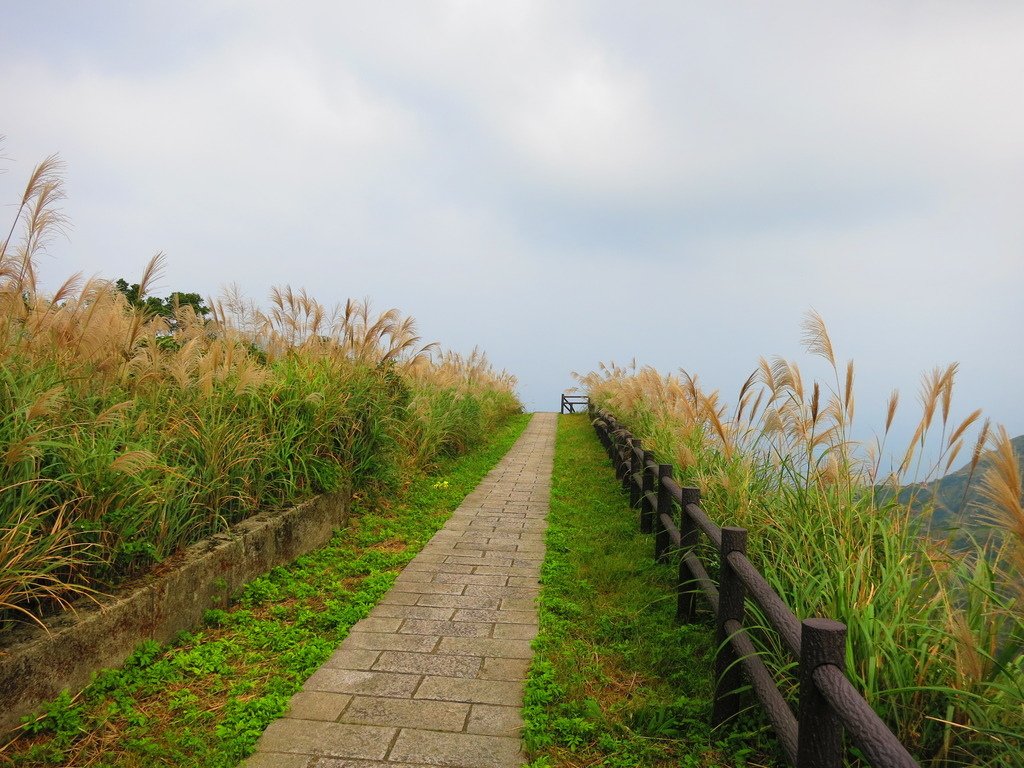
[1,148,521,631]
[979,427,1024,591]
[579,311,1024,762]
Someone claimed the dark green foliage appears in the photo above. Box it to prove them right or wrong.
[114,279,210,321]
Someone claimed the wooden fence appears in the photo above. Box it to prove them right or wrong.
[560,394,589,414]
[588,406,919,768]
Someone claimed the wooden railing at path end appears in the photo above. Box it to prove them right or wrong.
[587,405,920,768]
[560,394,589,414]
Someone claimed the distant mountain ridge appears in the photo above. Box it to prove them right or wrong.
[896,434,1024,541]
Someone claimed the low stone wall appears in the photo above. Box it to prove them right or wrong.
[0,491,347,733]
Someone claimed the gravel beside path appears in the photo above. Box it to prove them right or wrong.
[243,412,556,768]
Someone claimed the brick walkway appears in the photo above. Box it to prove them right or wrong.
[243,413,556,768]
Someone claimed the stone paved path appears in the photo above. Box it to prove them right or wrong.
[243,413,556,768]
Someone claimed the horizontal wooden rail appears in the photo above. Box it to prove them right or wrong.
[726,617,799,763]
[726,550,803,660]
[682,551,719,614]
[812,664,919,768]
[587,406,919,768]
[560,393,590,414]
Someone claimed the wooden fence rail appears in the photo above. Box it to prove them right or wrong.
[587,406,919,768]
[560,393,589,414]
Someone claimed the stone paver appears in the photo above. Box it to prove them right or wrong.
[256,721,397,760]
[388,730,523,768]
[245,413,556,768]
[466,704,524,737]
[340,696,470,732]
[372,651,482,678]
[414,676,524,705]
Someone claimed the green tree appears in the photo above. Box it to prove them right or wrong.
[114,278,210,321]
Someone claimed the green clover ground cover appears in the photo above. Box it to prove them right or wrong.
[2,413,530,767]
[523,414,783,768]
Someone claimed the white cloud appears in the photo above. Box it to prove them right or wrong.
[495,52,662,194]
[1,0,1022,431]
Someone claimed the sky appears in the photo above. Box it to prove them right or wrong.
[1,1,1022,465]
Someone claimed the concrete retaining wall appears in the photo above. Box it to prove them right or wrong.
[0,491,348,733]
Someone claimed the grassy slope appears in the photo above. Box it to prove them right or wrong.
[2,413,531,768]
[523,414,782,768]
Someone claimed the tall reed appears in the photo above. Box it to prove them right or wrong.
[0,148,521,629]
[577,314,1022,766]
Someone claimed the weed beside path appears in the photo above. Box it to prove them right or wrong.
[1,413,531,768]
[523,414,782,768]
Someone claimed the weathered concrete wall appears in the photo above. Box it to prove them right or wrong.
[0,491,347,733]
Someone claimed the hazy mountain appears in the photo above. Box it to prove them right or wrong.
[896,435,1024,543]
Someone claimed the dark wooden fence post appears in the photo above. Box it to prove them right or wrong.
[654,464,673,563]
[615,431,624,483]
[676,486,701,622]
[614,430,628,484]
[640,450,655,533]
[628,440,642,506]
[797,618,846,768]
[600,414,614,457]
[712,526,748,727]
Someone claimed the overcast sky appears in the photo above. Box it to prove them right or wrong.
[2,1,1022,463]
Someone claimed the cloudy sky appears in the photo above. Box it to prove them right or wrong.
[2,1,1022,463]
